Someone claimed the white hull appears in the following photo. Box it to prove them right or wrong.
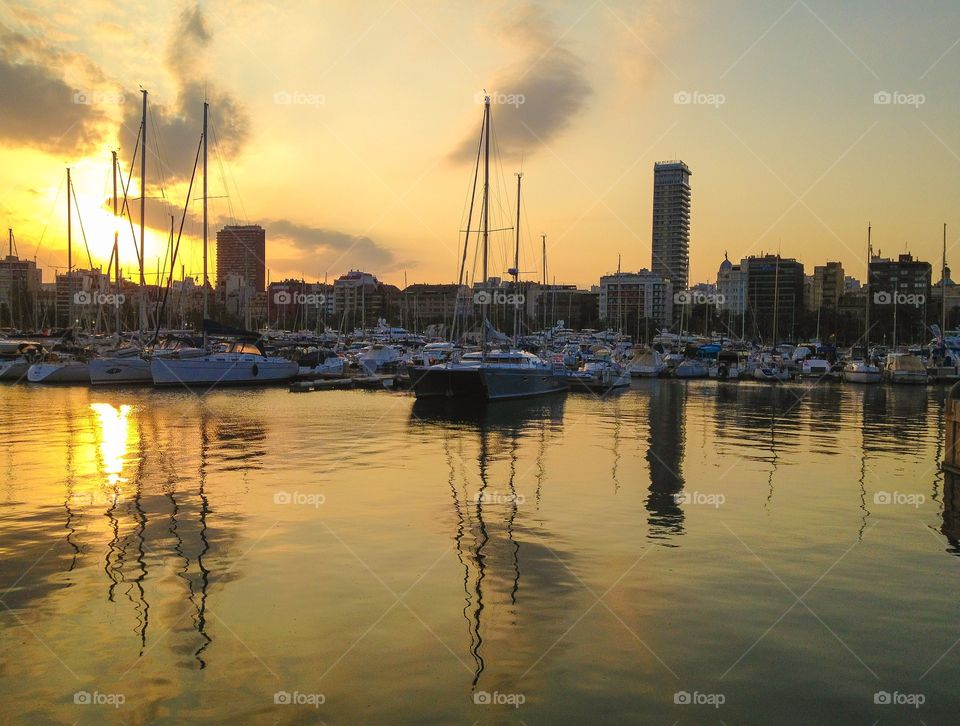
[90,357,152,385]
[0,359,30,381]
[753,367,791,382]
[298,360,345,377]
[152,355,298,386]
[27,361,90,384]
[843,369,881,384]
[629,366,665,378]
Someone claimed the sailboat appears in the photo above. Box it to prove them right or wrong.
[753,253,791,382]
[27,168,93,384]
[150,102,297,387]
[843,224,882,384]
[92,110,155,386]
[410,95,567,401]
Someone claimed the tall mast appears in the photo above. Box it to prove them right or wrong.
[512,171,522,342]
[113,150,120,336]
[865,223,871,351]
[139,90,147,331]
[772,253,780,348]
[67,167,72,274]
[202,100,209,324]
[481,95,490,356]
[942,222,947,334]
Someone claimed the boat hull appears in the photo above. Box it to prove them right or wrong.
[151,357,298,386]
[27,362,90,384]
[843,370,882,384]
[90,357,152,385]
[0,360,30,381]
[410,365,568,401]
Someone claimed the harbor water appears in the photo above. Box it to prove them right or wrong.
[1,380,957,723]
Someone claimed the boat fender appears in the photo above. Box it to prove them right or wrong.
[252,363,259,377]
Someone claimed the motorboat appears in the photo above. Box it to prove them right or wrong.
[842,360,882,384]
[627,349,666,377]
[753,363,791,382]
[151,339,298,386]
[357,343,401,374]
[296,347,345,378]
[674,358,709,379]
[884,352,928,384]
[566,352,631,393]
[710,349,748,380]
[799,358,831,379]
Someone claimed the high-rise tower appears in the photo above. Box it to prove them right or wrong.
[651,161,692,296]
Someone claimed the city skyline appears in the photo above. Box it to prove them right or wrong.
[2,1,960,291]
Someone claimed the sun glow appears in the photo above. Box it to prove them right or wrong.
[90,403,133,495]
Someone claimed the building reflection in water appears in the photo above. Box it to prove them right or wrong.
[645,382,686,543]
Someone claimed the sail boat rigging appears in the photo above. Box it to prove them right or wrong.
[409,95,568,401]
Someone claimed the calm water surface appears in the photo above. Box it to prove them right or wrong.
[1,381,957,724]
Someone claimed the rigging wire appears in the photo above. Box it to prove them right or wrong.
[32,173,66,262]
[69,180,95,269]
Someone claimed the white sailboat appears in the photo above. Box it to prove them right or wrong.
[27,347,92,384]
[152,338,297,386]
[843,224,881,384]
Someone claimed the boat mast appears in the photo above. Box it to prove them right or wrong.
[139,89,147,332]
[67,166,73,329]
[202,100,209,328]
[512,171,522,343]
[112,150,121,338]
[481,94,490,359]
[772,253,780,351]
[865,223,871,354]
[942,222,947,335]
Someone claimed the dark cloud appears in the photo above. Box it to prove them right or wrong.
[118,4,249,184]
[266,219,398,273]
[0,29,109,154]
[450,3,592,163]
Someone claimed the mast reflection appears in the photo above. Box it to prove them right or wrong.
[415,398,564,688]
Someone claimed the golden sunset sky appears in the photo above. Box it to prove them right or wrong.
[1,0,959,289]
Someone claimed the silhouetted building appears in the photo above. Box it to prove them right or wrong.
[599,270,672,328]
[868,253,931,344]
[652,160,692,297]
[743,254,804,342]
[811,261,844,310]
[216,225,266,292]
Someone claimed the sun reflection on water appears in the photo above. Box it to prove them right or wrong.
[90,403,133,497]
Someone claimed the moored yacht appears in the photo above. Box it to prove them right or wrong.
[0,341,44,381]
[627,348,666,377]
[90,336,203,385]
[566,351,631,393]
[842,359,882,384]
[151,339,298,386]
[884,352,928,384]
[27,347,93,384]
[411,350,568,401]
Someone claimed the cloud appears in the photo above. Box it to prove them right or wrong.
[266,219,399,273]
[450,3,592,163]
[0,28,111,154]
[118,4,250,185]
